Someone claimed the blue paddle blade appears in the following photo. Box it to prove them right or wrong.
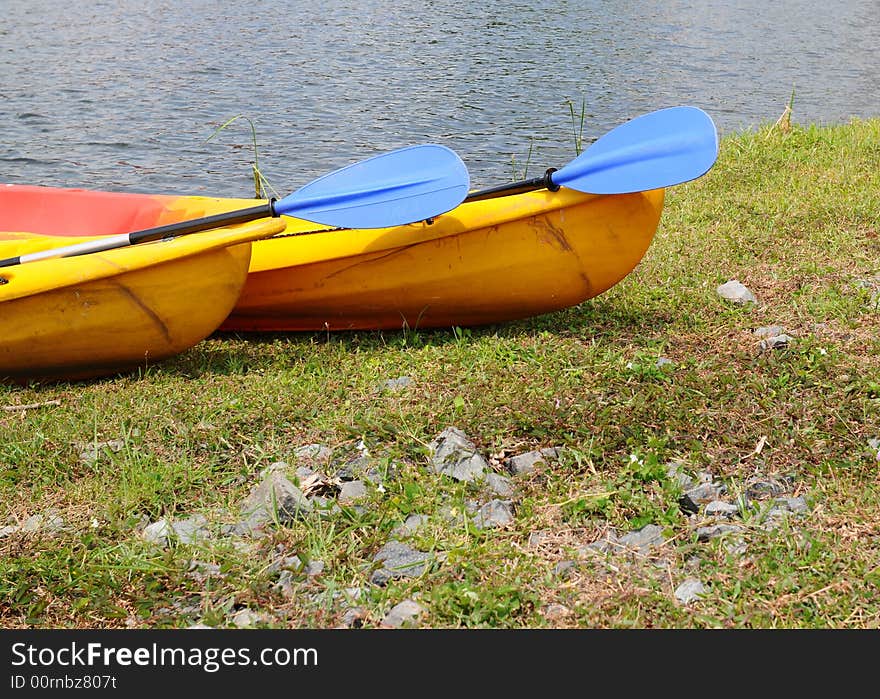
[553,106,719,194]
[274,144,470,228]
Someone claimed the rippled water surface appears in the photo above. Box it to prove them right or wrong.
[2,0,879,195]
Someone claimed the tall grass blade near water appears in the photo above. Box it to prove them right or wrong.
[207,114,279,199]
[565,97,587,155]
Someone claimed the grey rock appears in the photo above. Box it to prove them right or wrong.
[378,376,413,392]
[340,607,367,628]
[335,456,370,481]
[745,477,790,501]
[142,519,171,546]
[590,524,666,554]
[269,555,304,576]
[381,600,424,628]
[656,357,675,369]
[309,495,341,515]
[506,447,560,476]
[187,560,223,583]
[258,460,290,479]
[528,531,549,548]
[230,608,265,628]
[472,500,515,530]
[78,438,124,464]
[725,538,749,556]
[543,604,572,622]
[338,480,368,504]
[337,457,389,487]
[773,496,809,514]
[705,501,740,519]
[304,560,325,577]
[364,467,388,487]
[239,469,312,530]
[0,525,19,538]
[229,539,259,556]
[370,541,432,586]
[295,465,315,480]
[680,481,726,513]
[652,557,674,572]
[760,513,788,531]
[22,510,66,535]
[391,514,430,539]
[218,523,237,537]
[762,497,809,528]
[438,504,467,525]
[187,623,214,630]
[20,514,44,533]
[695,524,744,541]
[753,325,786,339]
[275,570,297,597]
[293,444,333,466]
[684,555,702,571]
[617,524,665,551]
[554,561,577,579]
[172,515,211,545]
[160,598,201,617]
[485,472,515,497]
[581,539,607,554]
[342,587,364,603]
[675,578,706,604]
[665,461,696,490]
[717,279,756,305]
[760,334,793,351]
[427,427,489,482]
[686,481,727,503]
[130,514,151,532]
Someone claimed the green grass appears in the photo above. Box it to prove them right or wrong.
[2,118,879,628]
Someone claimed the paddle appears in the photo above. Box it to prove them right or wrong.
[464,106,718,202]
[0,143,470,268]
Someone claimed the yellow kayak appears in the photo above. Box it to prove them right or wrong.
[0,217,284,383]
[225,186,664,331]
[0,183,663,332]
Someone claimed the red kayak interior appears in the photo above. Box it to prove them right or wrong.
[0,184,180,237]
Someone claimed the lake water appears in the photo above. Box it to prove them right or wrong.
[2,0,879,196]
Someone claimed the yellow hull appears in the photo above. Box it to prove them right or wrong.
[0,219,284,382]
[223,186,665,331]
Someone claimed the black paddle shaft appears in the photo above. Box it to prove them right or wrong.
[124,201,276,248]
[464,168,559,202]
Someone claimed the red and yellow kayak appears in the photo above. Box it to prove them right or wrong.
[0,182,664,333]
[0,207,284,382]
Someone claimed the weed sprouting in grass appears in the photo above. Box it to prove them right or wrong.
[430,578,538,627]
[560,447,682,529]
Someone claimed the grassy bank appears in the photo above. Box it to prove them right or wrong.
[2,118,879,629]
